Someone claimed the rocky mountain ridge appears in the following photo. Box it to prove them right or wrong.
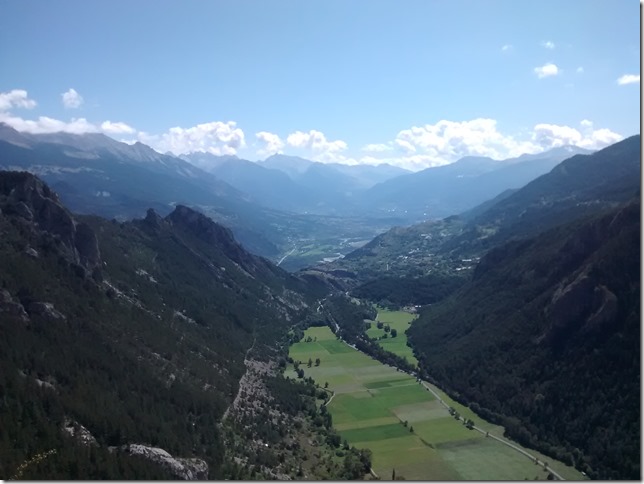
[0,170,322,479]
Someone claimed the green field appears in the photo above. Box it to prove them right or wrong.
[288,326,584,480]
[366,309,418,366]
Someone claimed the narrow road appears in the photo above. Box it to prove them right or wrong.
[276,247,296,267]
[416,373,564,479]
[323,390,336,407]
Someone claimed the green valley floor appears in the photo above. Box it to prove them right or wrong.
[288,326,584,480]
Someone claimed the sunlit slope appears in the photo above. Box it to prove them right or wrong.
[288,326,583,480]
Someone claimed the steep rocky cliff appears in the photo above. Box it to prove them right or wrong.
[0,171,101,273]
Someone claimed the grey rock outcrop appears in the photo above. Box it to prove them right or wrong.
[28,302,66,321]
[0,171,101,273]
[126,444,208,480]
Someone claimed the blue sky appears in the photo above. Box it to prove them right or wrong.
[0,0,640,170]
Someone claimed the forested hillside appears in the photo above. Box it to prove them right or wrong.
[0,171,325,479]
[408,199,641,479]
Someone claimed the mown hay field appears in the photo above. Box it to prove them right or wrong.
[288,326,584,480]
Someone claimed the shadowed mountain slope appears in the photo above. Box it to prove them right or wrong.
[0,171,318,479]
[408,198,640,480]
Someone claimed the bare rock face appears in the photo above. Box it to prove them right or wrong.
[0,171,101,273]
[544,267,619,345]
[167,205,256,272]
[27,302,66,321]
[8,201,33,220]
[548,270,596,327]
[0,289,29,323]
[126,444,209,480]
[24,246,39,258]
[61,418,98,447]
[74,221,100,268]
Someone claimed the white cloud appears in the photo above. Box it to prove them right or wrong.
[395,138,417,154]
[0,90,627,172]
[255,131,284,156]
[61,88,84,109]
[0,89,135,137]
[0,112,100,134]
[532,121,623,150]
[100,120,135,134]
[532,123,582,147]
[1,113,139,137]
[286,129,347,153]
[152,121,245,156]
[617,74,640,85]
[394,118,538,164]
[0,89,37,111]
[362,143,393,152]
[501,44,513,52]
[576,66,584,74]
[534,63,559,78]
[541,41,556,49]
[586,128,624,147]
[354,119,624,171]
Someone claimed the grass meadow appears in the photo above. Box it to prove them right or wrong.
[365,309,418,366]
[288,326,584,480]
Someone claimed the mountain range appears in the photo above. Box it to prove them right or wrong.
[0,123,595,264]
[0,124,395,264]
[317,135,639,290]
[357,146,593,220]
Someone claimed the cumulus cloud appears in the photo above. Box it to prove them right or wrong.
[61,88,84,109]
[0,112,99,134]
[286,129,347,153]
[531,124,582,147]
[395,138,417,154]
[362,143,393,152]
[0,89,242,156]
[256,131,284,156]
[541,40,555,49]
[356,119,624,171]
[0,89,136,137]
[394,118,537,164]
[0,89,37,111]
[152,121,245,156]
[532,121,623,150]
[534,63,559,78]
[100,120,136,134]
[617,74,640,85]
